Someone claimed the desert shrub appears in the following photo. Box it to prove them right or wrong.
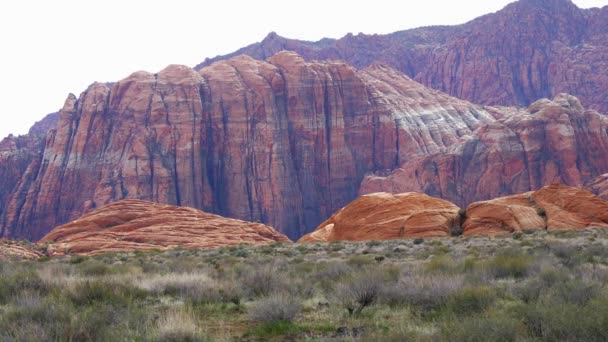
[451,225,464,237]
[78,260,112,276]
[137,273,223,304]
[217,280,243,305]
[484,253,533,279]
[536,207,546,217]
[0,297,72,341]
[366,240,382,247]
[551,243,580,267]
[0,270,48,304]
[335,270,384,315]
[248,294,301,323]
[519,297,608,341]
[69,255,87,264]
[155,308,204,342]
[381,274,464,313]
[446,286,495,315]
[69,280,144,306]
[241,264,286,298]
[440,315,518,342]
[413,238,424,245]
[549,278,600,306]
[425,256,457,273]
[347,255,374,267]
[314,262,353,292]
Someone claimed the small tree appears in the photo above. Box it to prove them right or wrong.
[336,270,383,315]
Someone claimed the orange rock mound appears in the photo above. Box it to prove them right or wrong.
[0,240,43,260]
[298,192,461,243]
[464,184,608,236]
[39,200,291,255]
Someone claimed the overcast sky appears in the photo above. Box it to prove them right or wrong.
[0,0,606,139]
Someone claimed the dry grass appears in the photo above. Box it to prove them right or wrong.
[2,228,608,341]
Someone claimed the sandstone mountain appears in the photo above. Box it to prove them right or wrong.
[361,94,608,207]
[464,184,608,236]
[198,0,608,113]
[39,200,290,256]
[0,52,501,241]
[298,192,461,243]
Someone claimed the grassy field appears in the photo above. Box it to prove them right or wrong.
[2,228,608,341]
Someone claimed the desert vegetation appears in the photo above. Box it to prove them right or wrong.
[2,228,608,341]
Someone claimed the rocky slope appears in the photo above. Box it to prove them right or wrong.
[39,200,290,255]
[464,184,608,236]
[298,192,461,243]
[198,0,608,113]
[0,239,43,260]
[0,52,498,240]
[361,94,608,207]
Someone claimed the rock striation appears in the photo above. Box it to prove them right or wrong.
[39,199,290,255]
[464,184,608,236]
[0,52,498,241]
[198,0,608,113]
[361,94,608,207]
[298,192,461,243]
[0,239,43,260]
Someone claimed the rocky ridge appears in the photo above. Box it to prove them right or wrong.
[198,0,608,113]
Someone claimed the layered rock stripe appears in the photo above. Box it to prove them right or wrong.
[361,94,608,207]
[298,192,461,242]
[39,199,290,256]
[0,52,499,241]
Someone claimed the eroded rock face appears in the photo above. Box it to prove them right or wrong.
[0,53,496,240]
[464,184,608,236]
[361,94,608,207]
[39,200,290,255]
[0,240,43,260]
[199,0,608,113]
[298,192,461,242]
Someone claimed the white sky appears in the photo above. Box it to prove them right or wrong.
[0,0,606,139]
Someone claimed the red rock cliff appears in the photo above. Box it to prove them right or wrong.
[361,94,608,206]
[0,52,496,240]
[199,0,608,113]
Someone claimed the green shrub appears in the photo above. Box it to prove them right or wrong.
[441,315,518,342]
[485,253,532,279]
[69,255,87,264]
[78,260,111,276]
[69,280,144,306]
[536,207,546,217]
[381,274,463,313]
[0,270,48,304]
[447,287,495,315]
